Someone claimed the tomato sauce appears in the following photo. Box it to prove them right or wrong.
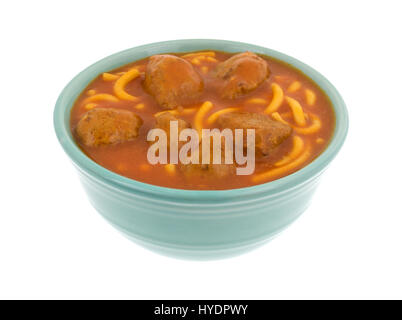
[70,51,335,190]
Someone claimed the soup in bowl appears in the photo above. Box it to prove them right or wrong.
[54,40,348,259]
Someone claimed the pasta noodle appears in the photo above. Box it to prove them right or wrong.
[154,110,180,117]
[207,107,240,124]
[84,93,119,103]
[274,136,304,166]
[287,81,301,93]
[113,68,140,101]
[135,103,145,110]
[272,110,321,135]
[305,89,316,106]
[201,66,209,74]
[102,73,119,81]
[316,138,324,144]
[252,144,311,183]
[295,113,321,134]
[285,96,306,126]
[191,58,201,65]
[206,57,218,63]
[194,101,213,137]
[279,111,309,120]
[271,112,289,125]
[84,103,97,110]
[181,51,216,58]
[181,107,197,115]
[247,98,268,104]
[264,83,284,114]
[87,89,96,96]
[154,107,196,117]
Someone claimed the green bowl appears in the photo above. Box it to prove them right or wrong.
[54,39,348,260]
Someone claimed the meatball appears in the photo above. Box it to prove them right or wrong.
[217,112,292,156]
[180,162,236,180]
[154,112,191,148]
[75,108,142,147]
[214,52,270,99]
[144,55,204,109]
[179,134,236,179]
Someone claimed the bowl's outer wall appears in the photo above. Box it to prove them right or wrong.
[77,164,321,249]
[54,40,348,259]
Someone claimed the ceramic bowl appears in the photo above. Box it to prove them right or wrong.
[54,39,348,259]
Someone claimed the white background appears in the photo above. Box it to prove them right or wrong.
[1,0,401,300]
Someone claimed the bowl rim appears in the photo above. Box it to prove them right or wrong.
[54,39,348,201]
